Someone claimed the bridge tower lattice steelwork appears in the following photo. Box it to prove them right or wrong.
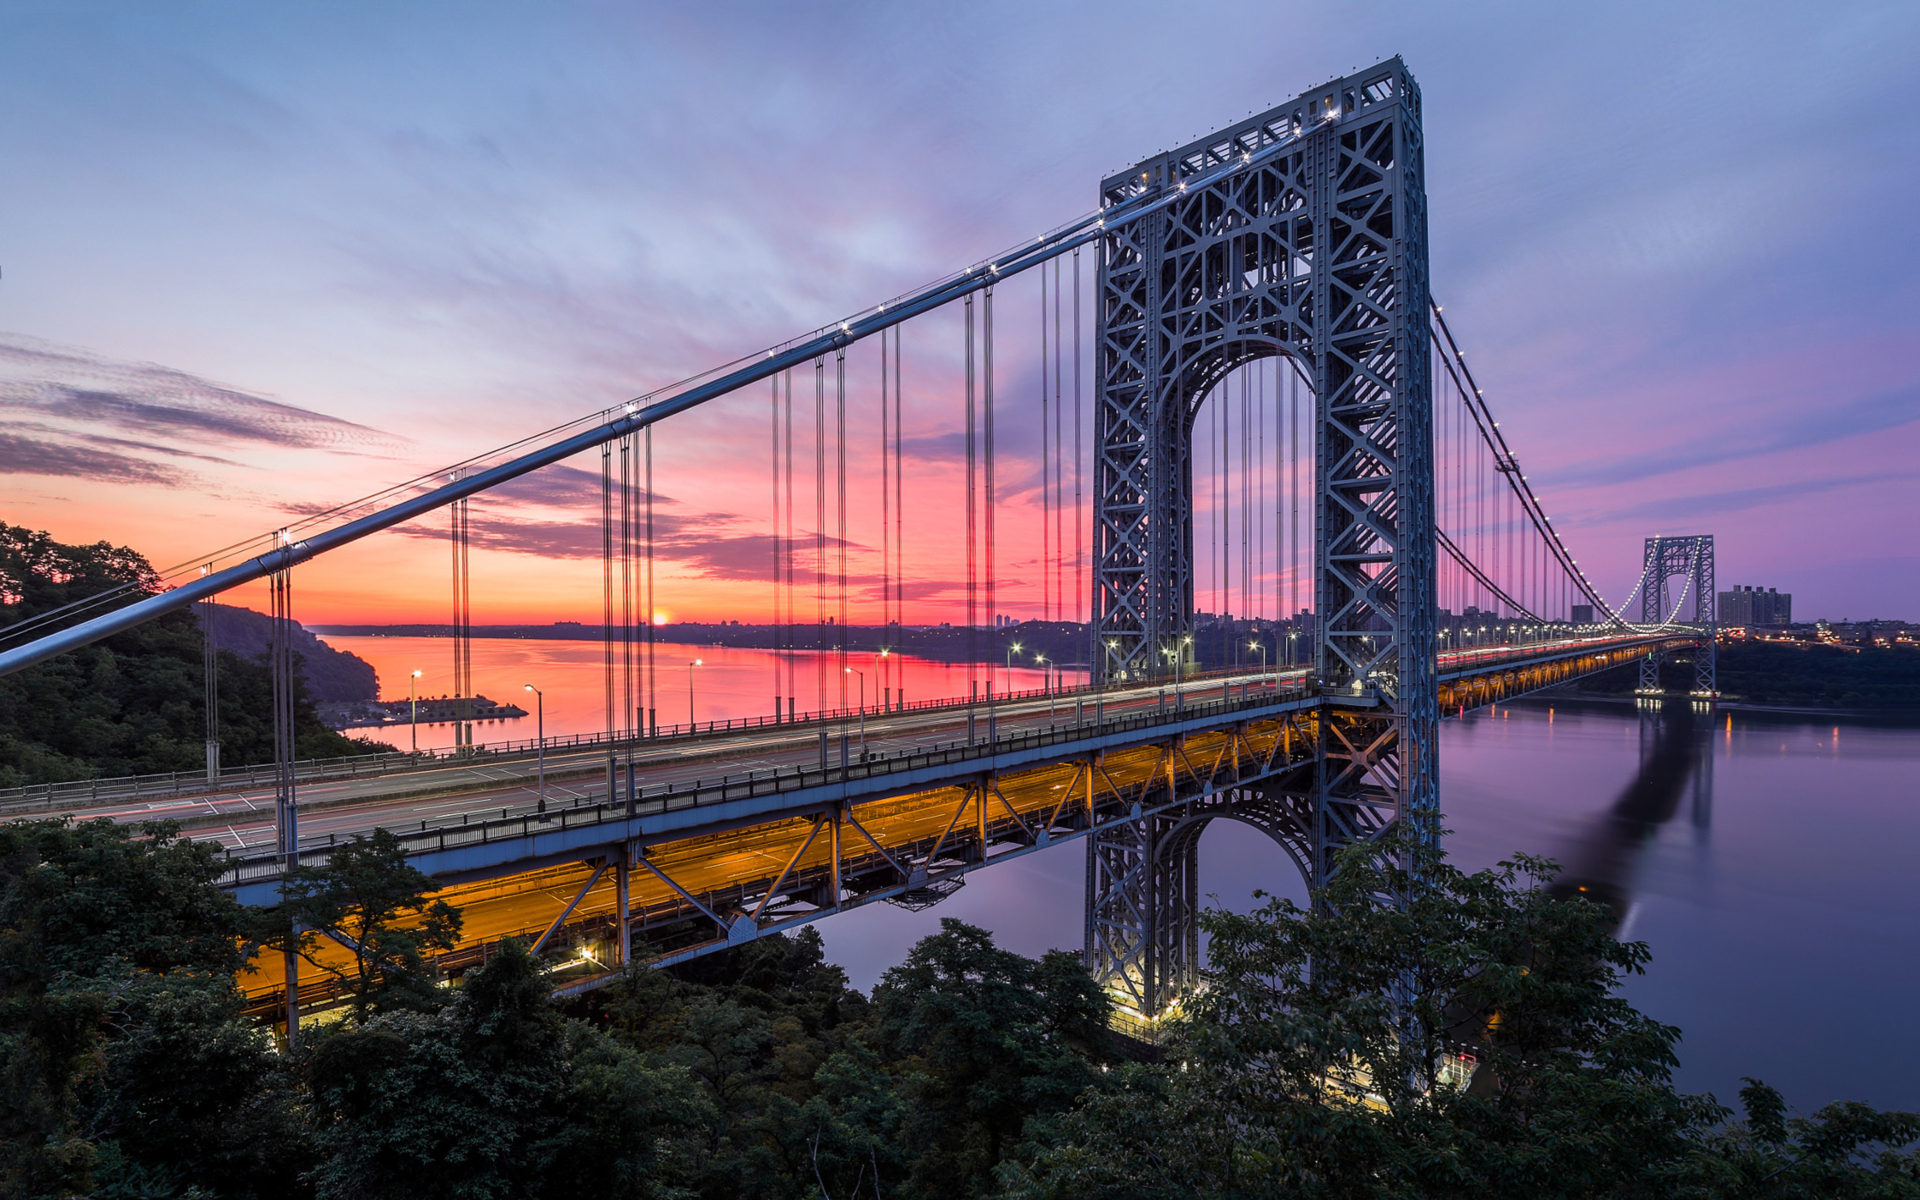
[1087,57,1436,1020]
[1636,534,1716,695]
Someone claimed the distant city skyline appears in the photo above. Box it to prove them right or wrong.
[2,2,1915,625]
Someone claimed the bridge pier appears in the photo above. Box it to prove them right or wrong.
[1085,776,1319,1029]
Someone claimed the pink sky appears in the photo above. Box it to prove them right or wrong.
[3,4,1916,626]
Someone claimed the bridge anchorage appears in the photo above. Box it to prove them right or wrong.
[1088,57,1435,1024]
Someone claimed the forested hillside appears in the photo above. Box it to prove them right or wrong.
[0,523,385,786]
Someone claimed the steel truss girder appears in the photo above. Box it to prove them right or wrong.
[1089,58,1435,1019]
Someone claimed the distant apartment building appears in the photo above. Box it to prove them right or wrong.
[1719,584,1791,627]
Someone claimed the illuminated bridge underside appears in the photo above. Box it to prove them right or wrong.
[237,637,1679,1019]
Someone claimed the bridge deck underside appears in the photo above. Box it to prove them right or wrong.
[234,635,1688,1017]
[242,713,1320,1016]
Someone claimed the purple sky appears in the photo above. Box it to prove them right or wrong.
[1,2,1915,622]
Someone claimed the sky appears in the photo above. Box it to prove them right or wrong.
[2,0,1916,627]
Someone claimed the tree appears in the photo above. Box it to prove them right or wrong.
[0,523,382,787]
[871,919,1110,1199]
[306,939,709,1200]
[263,829,462,1022]
[0,817,298,1198]
[1006,831,1920,1199]
[591,929,879,1200]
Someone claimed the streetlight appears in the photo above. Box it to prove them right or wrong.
[878,647,892,712]
[1287,630,1299,667]
[845,666,866,756]
[686,659,703,728]
[409,669,423,754]
[1250,639,1267,685]
[1036,654,1054,716]
[1005,642,1023,694]
[522,684,545,813]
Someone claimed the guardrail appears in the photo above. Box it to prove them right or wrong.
[214,677,1322,890]
[2,635,1680,819]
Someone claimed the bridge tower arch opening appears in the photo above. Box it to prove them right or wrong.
[1087,57,1436,1020]
[1087,778,1318,1023]
[1635,534,1717,696]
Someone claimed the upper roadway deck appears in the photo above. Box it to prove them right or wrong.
[29,632,1691,900]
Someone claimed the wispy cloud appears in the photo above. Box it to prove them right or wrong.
[0,334,399,488]
[481,462,675,510]
[1595,470,1919,524]
[0,432,183,486]
[1555,382,1920,489]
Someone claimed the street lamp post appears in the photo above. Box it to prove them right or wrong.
[1036,654,1053,716]
[522,683,545,813]
[1004,642,1022,694]
[878,647,892,712]
[1250,640,1267,691]
[409,669,423,754]
[845,666,866,757]
[687,659,702,729]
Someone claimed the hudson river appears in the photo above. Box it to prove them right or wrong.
[328,635,1920,1113]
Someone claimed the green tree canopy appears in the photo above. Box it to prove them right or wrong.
[0,817,301,1198]
[0,522,383,787]
[1006,832,1920,1199]
[265,828,463,1022]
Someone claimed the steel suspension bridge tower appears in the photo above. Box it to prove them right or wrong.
[1087,59,1438,1017]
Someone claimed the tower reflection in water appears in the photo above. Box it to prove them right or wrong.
[1548,698,1714,934]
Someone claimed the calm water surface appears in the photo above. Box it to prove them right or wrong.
[324,635,1920,1112]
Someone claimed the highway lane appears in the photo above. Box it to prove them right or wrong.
[131,669,1314,853]
[74,635,1668,861]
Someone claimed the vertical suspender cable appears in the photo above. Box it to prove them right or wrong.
[893,326,904,671]
[1241,356,1251,648]
[602,442,614,736]
[1223,360,1232,648]
[1039,267,1050,626]
[270,554,298,1045]
[836,347,848,708]
[1290,367,1301,639]
[201,590,218,779]
[1072,248,1084,660]
[1257,361,1267,631]
[772,377,783,719]
[620,436,635,738]
[450,480,472,751]
[984,285,996,676]
[1273,361,1284,642]
[1053,255,1064,625]
[815,356,827,713]
[964,295,978,703]
[880,329,891,707]
[643,427,656,735]
[784,370,796,720]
